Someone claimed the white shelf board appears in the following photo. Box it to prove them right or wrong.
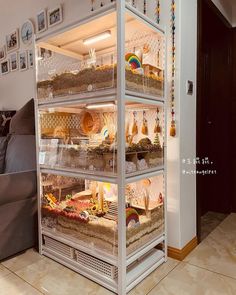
[125,90,165,103]
[40,166,117,184]
[42,227,118,266]
[42,247,118,293]
[125,166,164,183]
[126,248,165,292]
[37,88,117,108]
[37,89,164,108]
[40,165,164,184]
[126,234,165,266]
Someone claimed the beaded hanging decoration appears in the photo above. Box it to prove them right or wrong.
[144,0,147,15]
[91,0,95,11]
[156,0,160,24]
[91,0,116,11]
[132,0,136,8]
[170,0,176,137]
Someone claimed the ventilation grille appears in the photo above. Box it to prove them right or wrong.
[43,235,118,279]
[44,236,75,259]
[75,250,118,279]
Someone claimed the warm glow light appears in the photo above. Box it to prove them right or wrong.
[86,102,115,109]
[83,30,111,45]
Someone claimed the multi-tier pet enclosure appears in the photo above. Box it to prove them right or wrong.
[35,1,167,294]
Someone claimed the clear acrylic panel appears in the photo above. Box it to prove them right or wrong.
[37,11,117,100]
[125,102,164,174]
[41,173,118,257]
[39,102,117,175]
[125,175,165,256]
[125,11,165,97]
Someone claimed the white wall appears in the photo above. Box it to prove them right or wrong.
[0,0,197,250]
[179,0,197,248]
[160,0,197,249]
[0,0,97,110]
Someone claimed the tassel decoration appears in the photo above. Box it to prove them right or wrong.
[154,108,161,133]
[170,120,176,137]
[132,111,138,136]
[91,0,95,11]
[142,111,148,135]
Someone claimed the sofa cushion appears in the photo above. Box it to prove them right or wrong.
[0,170,37,206]
[5,135,36,173]
[0,111,16,136]
[10,99,35,135]
[0,137,7,174]
[0,196,37,261]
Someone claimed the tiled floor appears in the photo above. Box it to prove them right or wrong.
[0,213,235,295]
[201,211,228,241]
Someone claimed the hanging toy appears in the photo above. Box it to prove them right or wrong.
[143,0,147,15]
[142,111,148,135]
[132,0,136,8]
[91,0,95,11]
[154,108,161,133]
[126,122,130,143]
[132,111,138,136]
[100,1,104,7]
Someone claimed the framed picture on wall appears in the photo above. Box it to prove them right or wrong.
[1,60,9,75]
[10,52,18,71]
[0,46,6,61]
[6,29,19,53]
[37,9,47,33]
[19,51,28,71]
[28,49,34,68]
[21,20,35,45]
[39,47,53,59]
[48,5,63,28]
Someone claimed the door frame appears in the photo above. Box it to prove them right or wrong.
[196,0,232,242]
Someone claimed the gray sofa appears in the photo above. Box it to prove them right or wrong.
[0,99,38,260]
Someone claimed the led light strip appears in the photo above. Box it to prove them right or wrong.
[83,30,111,45]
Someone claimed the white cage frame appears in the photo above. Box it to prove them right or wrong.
[34,1,167,294]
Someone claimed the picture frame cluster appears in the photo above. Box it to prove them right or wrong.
[0,5,63,76]
[37,5,63,33]
[0,29,34,75]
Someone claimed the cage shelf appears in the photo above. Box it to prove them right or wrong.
[35,2,167,294]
